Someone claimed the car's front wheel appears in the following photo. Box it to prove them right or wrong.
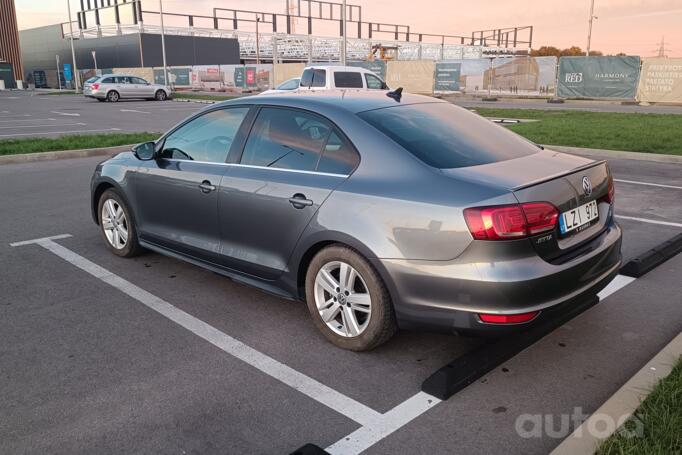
[98,189,142,258]
[305,245,397,351]
[155,90,167,101]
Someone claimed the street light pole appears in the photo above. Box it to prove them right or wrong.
[586,0,596,56]
[92,51,98,74]
[56,55,62,90]
[341,0,347,65]
[66,0,80,91]
[159,0,169,86]
[256,17,260,65]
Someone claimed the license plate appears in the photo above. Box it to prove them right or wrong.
[559,200,598,235]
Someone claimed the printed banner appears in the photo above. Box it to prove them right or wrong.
[153,67,191,86]
[636,58,682,103]
[385,60,435,94]
[348,60,387,80]
[434,62,461,92]
[444,57,556,95]
[557,56,640,99]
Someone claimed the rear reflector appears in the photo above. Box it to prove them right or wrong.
[464,202,558,240]
[478,311,540,324]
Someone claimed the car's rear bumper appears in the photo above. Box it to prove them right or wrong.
[372,219,622,335]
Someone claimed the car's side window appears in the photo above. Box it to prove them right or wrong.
[101,77,114,84]
[241,107,331,171]
[365,74,384,90]
[160,108,249,163]
[132,77,148,85]
[334,71,364,88]
[317,129,360,175]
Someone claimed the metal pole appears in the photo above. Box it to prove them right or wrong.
[341,0,347,65]
[93,51,98,74]
[159,0,169,86]
[586,0,595,56]
[67,0,80,91]
[487,57,492,98]
[256,17,260,64]
[56,55,62,90]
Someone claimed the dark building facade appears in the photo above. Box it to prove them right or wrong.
[20,24,240,88]
[0,0,24,88]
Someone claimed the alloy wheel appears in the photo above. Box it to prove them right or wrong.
[101,198,128,250]
[314,261,372,337]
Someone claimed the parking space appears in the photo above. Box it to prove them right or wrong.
[1,148,680,454]
[0,91,203,139]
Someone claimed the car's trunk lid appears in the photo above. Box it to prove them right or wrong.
[443,149,612,261]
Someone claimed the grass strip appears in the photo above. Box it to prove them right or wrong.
[473,108,682,155]
[0,132,161,155]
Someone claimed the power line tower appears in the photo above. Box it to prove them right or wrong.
[654,36,668,58]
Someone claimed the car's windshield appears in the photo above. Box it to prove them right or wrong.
[358,102,539,169]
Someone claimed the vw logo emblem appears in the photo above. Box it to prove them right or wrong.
[582,176,592,196]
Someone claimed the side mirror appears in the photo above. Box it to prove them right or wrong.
[133,141,157,160]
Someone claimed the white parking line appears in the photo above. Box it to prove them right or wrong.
[51,111,81,116]
[0,122,84,130]
[616,215,682,228]
[9,233,645,454]
[10,235,382,427]
[615,178,682,190]
[120,109,151,114]
[0,118,56,123]
[0,128,120,138]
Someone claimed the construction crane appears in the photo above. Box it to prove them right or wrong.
[367,43,398,61]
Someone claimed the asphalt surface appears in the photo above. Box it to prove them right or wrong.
[1,148,680,454]
[0,91,204,139]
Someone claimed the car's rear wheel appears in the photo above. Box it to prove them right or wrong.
[155,90,167,101]
[106,90,120,102]
[305,245,397,351]
[98,189,141,258]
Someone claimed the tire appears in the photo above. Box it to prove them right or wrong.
[305,245,397,351]
[97,189,142,258]
[106,90,120,102]
[155,90,167,101]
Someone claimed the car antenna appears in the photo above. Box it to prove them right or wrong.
[386,87,403,101]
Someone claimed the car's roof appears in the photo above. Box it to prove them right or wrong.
[304,65,374,74]
[219,89,444,114]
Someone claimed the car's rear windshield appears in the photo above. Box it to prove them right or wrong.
[357,102,539,169]
[85,77,100,83]
[334,71,364,88]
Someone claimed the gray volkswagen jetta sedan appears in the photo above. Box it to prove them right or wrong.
[91,90,622,351]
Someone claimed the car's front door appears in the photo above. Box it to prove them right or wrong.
[132,77,155,98]
[217,106,360,279]
[135,107,251,262]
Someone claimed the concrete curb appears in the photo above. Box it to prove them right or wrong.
[0,145,133,165]
[547,145,682,164]
[551,331,682,455]
[172,98,217,104]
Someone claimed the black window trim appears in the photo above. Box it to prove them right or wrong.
[155,104,257,164]
[232,104,361,177]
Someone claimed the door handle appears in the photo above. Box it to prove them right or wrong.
[288,193,313,208]
[199,180,216,193]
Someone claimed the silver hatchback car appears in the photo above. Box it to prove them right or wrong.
[83,74,172,102]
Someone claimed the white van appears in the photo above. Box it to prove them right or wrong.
[298,65,388,91]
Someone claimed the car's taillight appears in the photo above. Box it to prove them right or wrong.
[92,83,100,90]
[479,311,540,324]
[464,202,558,241]
[603,173,615,205]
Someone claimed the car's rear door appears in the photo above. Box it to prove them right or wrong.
[135,106,251,262]
[217,106,359,279]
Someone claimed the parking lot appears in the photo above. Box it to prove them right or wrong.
[0,91,203,139]
[1,94,681,455]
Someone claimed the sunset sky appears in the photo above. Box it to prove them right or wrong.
[13,0,682,56]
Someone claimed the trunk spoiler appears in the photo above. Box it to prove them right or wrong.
[511,160,607,192]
